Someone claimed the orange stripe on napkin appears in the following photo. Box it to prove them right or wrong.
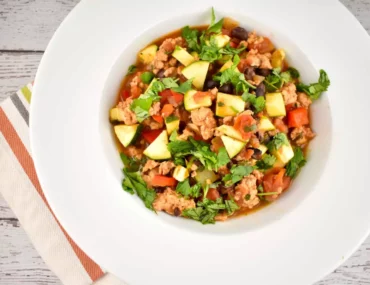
[0,108,104,282]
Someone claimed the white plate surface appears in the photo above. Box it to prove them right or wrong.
[30,0,370,284]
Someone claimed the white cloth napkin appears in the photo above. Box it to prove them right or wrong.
[0,84,125,285]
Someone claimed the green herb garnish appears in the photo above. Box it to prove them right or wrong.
[297,69,330,100]
[285,147,306,178]
[256,154,276,170]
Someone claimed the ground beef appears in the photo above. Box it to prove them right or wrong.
[117,99,138,125]
[159,37,184,53]
[178,127,195,141]
[158,161,175,175]
[223,116,234,126]
[164,67,177,77]
[257,53,272,69]
[124,146,143,160]
[297,92,312,108]
[142,117,163,130]
[190,107,217,140]
[290,126,315,146]
[282,82,298,105]
[153,188,195,215]
[149,102,161,116]
[142,160,159,173]
[233,175,260,209]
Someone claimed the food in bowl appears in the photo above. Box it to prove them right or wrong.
[109,9,330,224]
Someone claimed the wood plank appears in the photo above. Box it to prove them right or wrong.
[0,52,42,102]
[0,219,62,285]
[0,0,80,51]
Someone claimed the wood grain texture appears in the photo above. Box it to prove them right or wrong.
[0,52,42,101]
[0,0,80,51]
[0,0,369,284]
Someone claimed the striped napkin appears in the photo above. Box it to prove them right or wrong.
[0,84,125,285]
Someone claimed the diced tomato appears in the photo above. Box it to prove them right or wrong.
[193,91,211,103]
[152,175,177,187]
[207,188,220,201]
[159,89,173,104]
[121,89,130,100]
[229,41,238,48]
[249,37,275,53]
[130,86,142,99]
[285,103,295,112]
[287,107,309,128]
[263,168,286,196]
[234,114,256,140]
[152,115,163,124]
[161,104,174,117]
[221,28,231,36]
[282,176,291,190]
[141,129,162,143]
[168,91,184,105]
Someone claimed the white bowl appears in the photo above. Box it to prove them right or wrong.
[30,1,370,284]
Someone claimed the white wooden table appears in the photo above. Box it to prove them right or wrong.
[0,1,369,284]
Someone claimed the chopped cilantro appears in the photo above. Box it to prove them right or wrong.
[200,39,221,62]
[182,26,200,53]
[172,79,193,94]
[297,69,330,100]
[167,140,194,154]
[285,147,306,178]
[264,68,284,92]
[165,115,179,124]
[219,43,246,56]
[267,133,289,152]
[122,169,156,210]
[120,153,143,172]
[218,102,225,107]
[162,77,179,89]
[217,147,230,168]
[256,154,276,170]
[223,164,254,186]
[176,179,202,198]
[245,194,251,201]
[207,8,224,34]
[225,199,239,215]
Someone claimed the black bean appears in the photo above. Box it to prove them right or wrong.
[204,79,220,91]
[231,27,249,41]
[248,148,263,160]
[156,69,165,78]
[255,82,266,97]
[255,68,271,77]
[174,207,181,216]
[154,187,166,193]
[244,67,256,80]
[219,83,233,94]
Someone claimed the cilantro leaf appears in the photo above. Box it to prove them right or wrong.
[297,69,330,100]
[199,39,221,62]
[172,79,193,94]
[165,115,179,124]
[219,43,246,55]
[264,68,284,92]
[130,98,152,122]
[122,169,156,210]
[189,137,218,171]
[217,147,230,168]
[176,179,202,198]
[256,154,276,170]
[162,78,179,89]
[167,140,194,154]
[120,153,142,172]
[242,91,265,113]
[280,67,300,83]
[207,8,224,34]
[225,199,239,215]
[285,147,306,178]
[223,165,254,186]
[127,65,137,75]
[182,26,200,52]
[214,55,255,92]
[182,207,203,221]
[267,133,289,152]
